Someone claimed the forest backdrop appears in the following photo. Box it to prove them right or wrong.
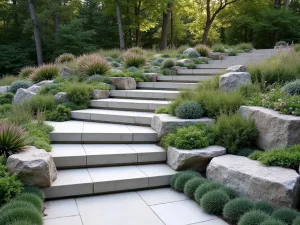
[0,0,300,75]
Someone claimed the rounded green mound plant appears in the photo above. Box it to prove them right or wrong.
[212,44,225,53]
[175,101,204,119]
[184,177,207,199]
[0,200,38,215]
[30,64,59,83]
[174,172,200,192]
[162,59,175,68]
[237,148,255,157]
[15,193,43,212]
[10,80,32,93]
[55,53,75,63]
[219,186,238,199]
[272,208,300,225]
[127,66,138,72]
[254,201,274,215]
[194,44,210,57]
[0,122,28,158]
[282,79,300,96]
[183,48,200,58]
[155,107,169,114]
[65,83,91,107]
[0,93,14,104]
[19,66,36,78]
[228,51,237,56]
[293,217,300,225]
[77,54,110,76]
[238,210,269,225]
[201,190,230,215]
[223,197,254,223]
[261,219,286,225]
[23,186,45,200]
[170,171,199,190]
[194,181,222,204]
[7,219,39,225]
[122,51,146,68]
[0,208,43,225]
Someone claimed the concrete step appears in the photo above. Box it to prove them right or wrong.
[90,98,170,111]
[71,109,154,125]
[50,144,166,168]
[43,164,176,199]
[157,75,212,82]
[177,68,224,75]
[48,121,158,143]
[137,82,197,90]
[110,89,179,100]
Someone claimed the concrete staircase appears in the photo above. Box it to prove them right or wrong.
[44,49,278,199]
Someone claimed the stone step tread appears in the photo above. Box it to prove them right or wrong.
[48,121,158,143]
[157,75,212,82]
[110,89,179,100]
[51,144,166,168]
[137,82,197,90]
[43,164,176,199]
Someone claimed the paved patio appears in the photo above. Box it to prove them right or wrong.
[44,188,228,225]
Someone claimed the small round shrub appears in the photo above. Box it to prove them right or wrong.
[212,44,225,53]
[282,79,300,96]
[223,197,254,223]
[122,51,147,68]
[127,66,138,72]
[254,201,274,215]
[65,83,91,106]
[19,66,35,78]
[176,62,185,67]
[27,95,57,114]
[38,84,59,95]
[201,190,230,215]
[0,93,14,104]
[170,171,199,190]
[174,172,200,192]
[23,186,45,200]
[86,75,103,83]
[183,48,200,58]
[77,54,110,76]
[30,64,59,83]
[104,56,114,62]
[219,186,238,199]
[187,64,197,69]
[10,80,32,93]
[62,102,79,110]
[162,59,175,68]
[111,62,121,68]
[261,219,286,225]
[272,208,300,225]
[237,148,255,157]
[55,53,75,63]
[228,51,237,56]
[194,181,222,204]
[7,219,39,225]
[45,105,71,122]
[184,177,207,199]
[0,208,43,225]
[175,101,204,119]
[194,44,210,57]
[238,210,269,225]
[293,217,300,225]
[0,200,38,215]
[15,193,43,212]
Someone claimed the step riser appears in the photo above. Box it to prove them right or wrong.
[157,76,212,82]
[137,82,197,90]
[110,90,178,100]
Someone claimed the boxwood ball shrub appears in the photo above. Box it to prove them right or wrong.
[184,177,207,199]
[194,44,210,57]
[162,59,175,68]
[10,80,32,93]
[170,171,199,190]
[201,190,230,215]
[55,53,75,63]
[223,197,254,223]
[194,181,222,204]
[0,208,43,225]
[77,54,110,76]
[282,79,300,96]
[238,210,269,225]
[219,186,238,199]
[254,201,274,215]
[30,64,59,83]
[272,208,300,225]
[293,217,300,225]
[174,172,200,192]
[19,66,36,78]
[175,101,204,119]
[183,48,200,58]
[15,193,43,212]
[261,219,286,225]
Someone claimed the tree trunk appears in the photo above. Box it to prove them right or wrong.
[115,0,125,50]
[28,0,43,65]
[201,21,211,44]
[285,0,289,8]
[160,2,173,50]
[135,28,141,47]
[170,9,174,47]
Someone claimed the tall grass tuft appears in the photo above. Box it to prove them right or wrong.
[55,53,75,63]
[19,67,36,78]
[194,44,210,57]
[122,51,147,68]
[30,64,59,83]
[77,54,110,76]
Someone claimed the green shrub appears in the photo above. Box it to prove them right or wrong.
[160,123,215,150]
[194,44,210,57]
[282,79,300,96]
[223,197,254,223]
[122,51,147,68]
[62,101,79,110]
[0,93,14,104]
[261,219,286,225]
[183,48,200,58]
[236,43,254,50]
[19,67,35,78]
[27,95,57,114]
[177,45,190,53]
[10,80,32,93]
[293,217,300,225]
[187,64,197,69]
[77,54,110,76]
[155,107,169,114]
[15,193,43,212]
[219,186,238,199]
[128,47,144,55]
[184,177,207,199]
[0,122,28,158]
[0,173,23,207]
[295,44,300,52]
[170,171,199,190]
[23,186,44,200]
[254,201,274,215]
[175,101,204,119]
[272,208,300,225]
[0,104,12,119]
[0,208,43,225]
[5,103,34,126]
[0,75,20,86]
[238,83,262,98]
[174,172,200,192]
[238,210,269,225]
[45,105,71,122]
[213,113,258,155]
[0,200,38,215]
[38,84,59,95]
[176,62,185,67]
[7,220,39,225]
[248,150,263,160]
[194,181,222,204]
[250,145,300,170]
[30,64,59,83]
[201,190,230,215]
[55,53,75,63]
[162,59,175,68]
[228,51,237,56]
[86,75,112,84]
[65,83,91,107]
[212,44,225,53]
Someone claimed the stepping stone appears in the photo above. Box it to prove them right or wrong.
[137,82,197,90]
[110,89,179,100]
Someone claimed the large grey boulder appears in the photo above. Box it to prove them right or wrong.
[91,90,110,99]
[7,146,57,187]
[151,114,214,138]
[0,86,9,94]
[54,92,69,103]
[219,72,251,92]
[178,59,194,66]
[209,52,225,60]
[60,67,73,77]
[167,145,226,171]
[27,85,42,93]
[240,106,300,150]
[226,65,247,73]
[109,77,136,90]
[207,155,300,208]
[13,88,36,104]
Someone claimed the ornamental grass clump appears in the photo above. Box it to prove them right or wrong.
[223,197,254,223]
[236,43,254,51]
[170,171,199,189]
[173,172,200,192]
[77,54,110,76]
[162,59,175,68]
[293,217,300,225]
[272,208,300,225]
[219,186,238,199]
[122,51,147,68]
[194,181,222,204]
[0,123,28,158]
[55,53,75,63]
[201,190,230,215]
[30,64,59,83]
[260,219,286,225]
[23,186,44,200]
[0,200,38,215]
[0,208,43,225]
[253,201,274,215]
[14,193,43,212]
[19,66,36,78]
[194,44,210,57]
[184,177,207,199]
[238,210,269,225]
